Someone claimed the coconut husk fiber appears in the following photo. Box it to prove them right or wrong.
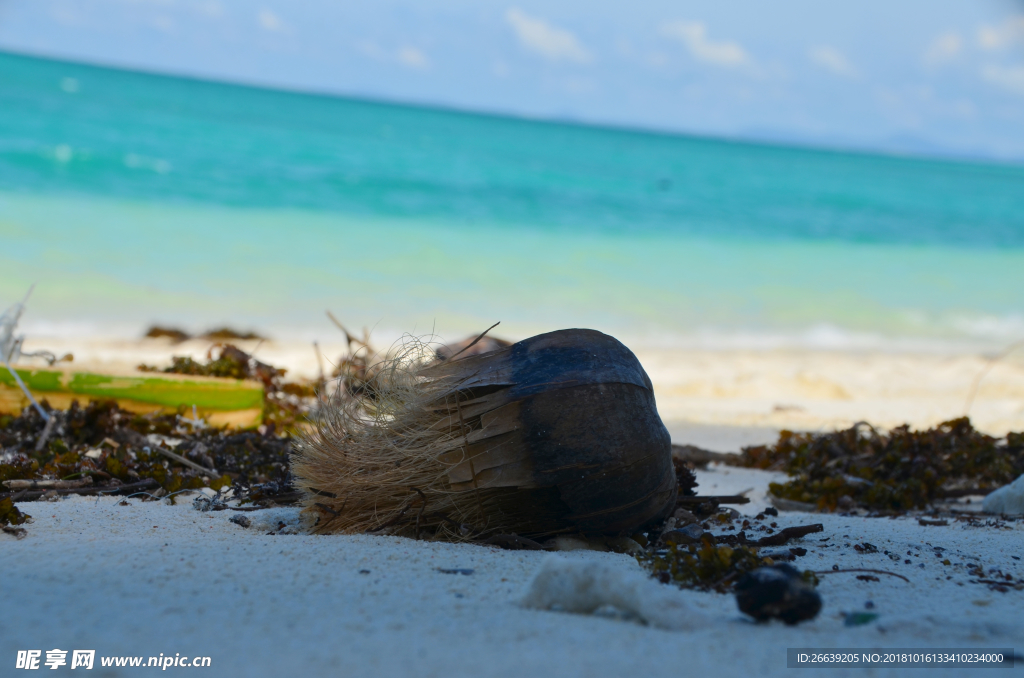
[292,328,676,539]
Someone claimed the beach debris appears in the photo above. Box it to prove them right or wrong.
[294,328,677,539]
[813,568,909,583]
[140,343,282,384]
[1,291,62,423]
[143,325,266,343]
[520,555,709,631]
[644,535,772,592]
[229,514,251,529]
[638,507,823,594]
[918,518,949,526]
[435,333,512,361]
[139,343,315,432]
[144,326,191,343]
[3,359,265,428]
[982,473,1024,516]
[2,477,93,490]
[713,523,824,548]
[325,311,378,397]
[0,399,296,505]
[965,563,1024,592]
[842,611,879,627]
[734,564,822,625]
[733,419,1024,511]
[0,496,31,538]
[437,568,474,575]
[244,507,307,534]
[202,327,265,341]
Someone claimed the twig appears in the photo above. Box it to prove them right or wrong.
[326,311,370,349]
[33,413,58,451]
[3,358,49,422]
[445,322,500,361]
[754,523,824,546]
[4,478,159,502]
[410,486,428,540]
[715,523,824,548]
[813,568,910,583]
[1,285,49,422]
[3,477,93,490]
[149,445,219,477]
[314,502,339,516]
[365,504,413,533]
[676,494,751,505]
[313,341,326,389]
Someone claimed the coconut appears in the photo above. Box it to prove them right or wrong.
[292,328,676,539]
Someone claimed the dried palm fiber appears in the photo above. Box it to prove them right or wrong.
[292,328,676,539]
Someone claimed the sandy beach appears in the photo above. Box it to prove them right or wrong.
[6,13,1024,674]
[3,335,1022,676]
[2,466,1020,678]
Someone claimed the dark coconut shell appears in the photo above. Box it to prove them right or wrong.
[422,328,676,535]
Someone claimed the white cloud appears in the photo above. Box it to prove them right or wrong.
[660,21,748,68]
[397,46,429,70]
[194,1,224,19]
[808,45,858,78]
[977,16,1024,51]
[357,41,431,70]
[981,64,1024,96]
[923,32,962,65]
[150,14,176,34]
[258,8,289,34]
[504,8,592,64]
[49,5,83,26]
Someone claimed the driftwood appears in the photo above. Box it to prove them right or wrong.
[714,523,824,547]
[150,445,220,477]
[3,477,93,490]
[1,478,159,502]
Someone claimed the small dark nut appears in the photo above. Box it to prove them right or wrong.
[735,564,822,625]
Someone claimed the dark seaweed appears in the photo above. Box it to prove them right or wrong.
[1,399,295,507]
[732,418,1024,511]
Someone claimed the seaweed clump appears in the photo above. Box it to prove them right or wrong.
[0,497,30,538]
[636,512,823,594]
[733,418,1024,511]
[642,534,771,592]
[0,399,296,508]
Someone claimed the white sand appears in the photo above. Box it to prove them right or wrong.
[3,465,1020,678]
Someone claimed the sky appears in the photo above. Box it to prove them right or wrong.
[1,0,1024,159]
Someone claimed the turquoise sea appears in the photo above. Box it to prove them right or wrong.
[2,51,1023,349]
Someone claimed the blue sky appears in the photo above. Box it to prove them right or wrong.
[2,0,1024,159]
